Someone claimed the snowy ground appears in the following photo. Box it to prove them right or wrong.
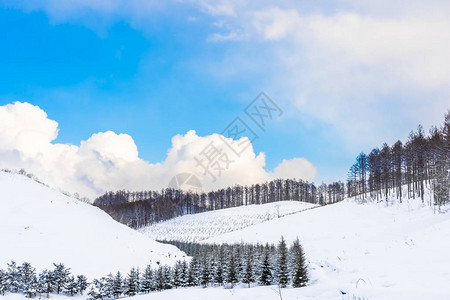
[0,171,186,279]
[139,201,318,242]
[139,188,450,300]
[2,172,449,300]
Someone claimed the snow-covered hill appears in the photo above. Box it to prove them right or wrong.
[197,190,450,300]
[0,171,186,279]
[139,201,318,242]
[133,188,450,300]
[2,172,448,300]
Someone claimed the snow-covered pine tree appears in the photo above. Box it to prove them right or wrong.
[258,245,273,285]
[276,237,289,288]
[235,246,244,282]
[155,266,167,291]
[125,267,139,296]
[26,277,39,299]
[76,275,88,295]
[87,279,104,300]
[200,256,211,288]
[6,261,20,293]
[173,261,182,288]
[52,263,71,294]
[162,266,173,290]
[35,276,46,299]
[19,262,37,298]
[38,270,53,298]
[103,273,114,299]
[209,258,218,286]
[290,238,308,287]
[112,271,123,298]
[135,267,141,294]
[242,248,255,288]
[65,275,78,296]
[179,260,189,287]
[214,248,225,286]
[187,257,200,287]
[141,265,153,293]
[226,253,238,287]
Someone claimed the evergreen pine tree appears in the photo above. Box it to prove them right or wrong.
[135,267,141,294]
[38,270,53,298]
[290,238,308,288]
[179,261,189,287]
[173,261,183,288]
[242,249,254,288]
[6,261,20,293]
[200,257,211,288]
[52,263,70,294]
[76,275,88,295]
[125,267,139,296]
[162,266,173,290]
[209,258,218,286]
[87,279,104,300]
[26,277,39,299]
[276,237,289,288]
[187,257,200,287]
[214,249,225,286]
[103,273,114,299]
[141,265,153,293]
[112,271,123,298]
[258,246,273,285]
[155,266,165,291]
[35,276,46,299]
[19,262,37,297]
[227,253,238,287]
[65,275,78,296]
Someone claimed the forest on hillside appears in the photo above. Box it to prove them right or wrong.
[347,111,449,205]
[94,179,345,228]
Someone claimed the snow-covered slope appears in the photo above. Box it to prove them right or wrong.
[139,201,318,242]
[123,189,450,300]
[0,171,186,278]
[196,190,450,300]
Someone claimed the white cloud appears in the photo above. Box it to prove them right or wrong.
[271,158,317,181]
[0,102,316,200]
[198,1,450,148]
[251,7,302,40]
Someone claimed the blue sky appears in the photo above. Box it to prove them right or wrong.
[0,0,448,196]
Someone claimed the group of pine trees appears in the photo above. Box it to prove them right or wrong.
[0,238,308,299]
[88,238,308,299]
[95,178,345,228]
[0,262,87,298]
[347,111,449,205]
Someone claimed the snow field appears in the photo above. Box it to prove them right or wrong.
[201,187,450,300]
[139,201,318,242]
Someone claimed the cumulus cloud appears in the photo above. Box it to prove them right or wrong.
[271,158,317,181]
[0,102,316,200]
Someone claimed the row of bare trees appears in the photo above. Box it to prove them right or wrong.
[94,179,345,228]
[347,111,449,205]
